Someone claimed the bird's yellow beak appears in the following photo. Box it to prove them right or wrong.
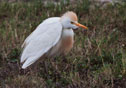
[73,22,88,29]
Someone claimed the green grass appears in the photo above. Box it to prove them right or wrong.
[0,0,126,88]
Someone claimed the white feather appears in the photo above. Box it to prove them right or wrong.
[62,29,74,37]
[22,17,60,48]
[21,17,62,69]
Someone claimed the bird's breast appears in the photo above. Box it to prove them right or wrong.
[60,29,74,55]
[60,35,74,55]
[46,29,74,57]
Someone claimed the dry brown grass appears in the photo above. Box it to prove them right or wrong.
[0,0,126,88]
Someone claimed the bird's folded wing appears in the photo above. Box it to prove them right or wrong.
[20,21,62,69]
[22,17,60,48]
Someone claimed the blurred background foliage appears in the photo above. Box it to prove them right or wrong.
[0,0,126,87]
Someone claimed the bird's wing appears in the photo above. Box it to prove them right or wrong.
[21,18,62,69]
[22,17,60,48]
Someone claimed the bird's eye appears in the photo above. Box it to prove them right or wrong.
[71,21,74,24]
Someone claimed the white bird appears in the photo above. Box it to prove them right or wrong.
[20,11,88,69]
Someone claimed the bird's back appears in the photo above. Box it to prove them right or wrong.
[22,17,60,48]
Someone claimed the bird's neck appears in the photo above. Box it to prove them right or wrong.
[62,29,74,38]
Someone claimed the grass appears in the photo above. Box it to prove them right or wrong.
[0,0,126,87]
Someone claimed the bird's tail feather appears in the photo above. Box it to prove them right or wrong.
[22,56,39,69]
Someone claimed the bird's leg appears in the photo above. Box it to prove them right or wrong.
[50,57,60,84]
[44,60,49,73]
[50,57,61,74]
[51,61,58,71]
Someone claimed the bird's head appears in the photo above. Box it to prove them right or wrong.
[60,11,88,30]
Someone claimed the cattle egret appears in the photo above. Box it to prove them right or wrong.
[20,11,88,69]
